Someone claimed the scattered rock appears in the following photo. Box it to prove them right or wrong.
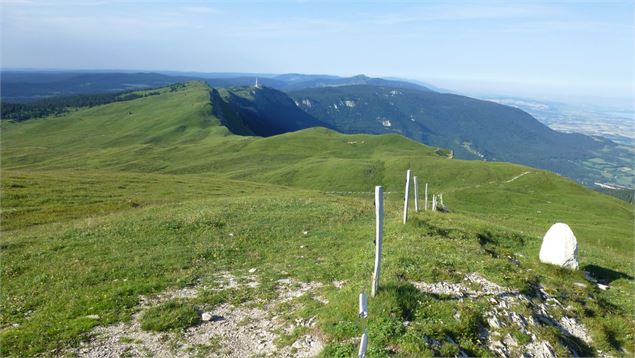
[184,303,280,356]
[248,268,257,274]
[560,316,592,344]
[276,278,324,303]
[85,315,100,320]
[539,223,579,270]
[71,273,325,357]
[488,315,502,329]
[524,340,556,358]
[411,272,513,299]
[489,339,510,357]
[503,333,518,348]
[286,334,324,357]
[411,280,471,298]
[412,273,593,357]
[465,272,510,295]
[332,280,345,289]
[214,271,239,290]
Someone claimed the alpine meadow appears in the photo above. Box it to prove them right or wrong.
[1,81,633,357]
[1,1,634,358]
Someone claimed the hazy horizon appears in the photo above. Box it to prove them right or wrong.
[2,0,633,105]
[2,65,632,109]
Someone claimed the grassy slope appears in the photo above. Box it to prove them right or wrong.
[1,81,633,356]
[288,85,633,188]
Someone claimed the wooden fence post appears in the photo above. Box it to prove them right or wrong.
[403,170,411,224]
[358,292,368,318]
[424,183,428,211]
[372,186,383,297]
[358,329,368,358]
[414,176,419,212]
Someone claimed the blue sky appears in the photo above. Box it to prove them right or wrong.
[1,0,633,101]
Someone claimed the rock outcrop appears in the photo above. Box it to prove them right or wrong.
[539,223,579,270]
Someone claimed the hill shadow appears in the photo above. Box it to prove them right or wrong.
[583,264,634,285]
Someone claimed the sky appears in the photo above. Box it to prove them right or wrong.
[1,0,633,103]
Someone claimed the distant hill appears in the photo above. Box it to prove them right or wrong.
[210,85,331,136]
[272,73,341,83]
[288,85,631,187]
[162,71,431,91]
[382,76,455,93]
[206,74,430,92]
[0,70,429,102]
[205,77,288,90]
[1,85,177,121]
[0,71,195,102]
[274,74,431,91]
[2,71,631,187]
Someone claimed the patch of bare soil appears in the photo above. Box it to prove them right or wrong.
[72,273,325,357]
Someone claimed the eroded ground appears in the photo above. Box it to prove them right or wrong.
[72,272,327,357]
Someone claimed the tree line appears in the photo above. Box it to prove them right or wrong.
[1,88,166,122]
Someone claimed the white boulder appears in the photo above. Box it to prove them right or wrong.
[539,223,579,270]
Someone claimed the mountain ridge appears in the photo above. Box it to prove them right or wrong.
[0,70,430,102]
[288,85,630,187]
[2,81,633,357]
[2,73,631,188]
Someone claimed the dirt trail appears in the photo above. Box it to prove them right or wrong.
[505,171,531,183]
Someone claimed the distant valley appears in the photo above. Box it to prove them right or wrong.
[486,97,634,146]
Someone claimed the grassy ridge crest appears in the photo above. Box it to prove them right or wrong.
[1,81,632,356]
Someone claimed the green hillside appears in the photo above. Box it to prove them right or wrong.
[288,85,633,188]
[1,81,633,357]
[1,82,446,189]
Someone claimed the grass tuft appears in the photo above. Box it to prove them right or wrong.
[140,301,200,332]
